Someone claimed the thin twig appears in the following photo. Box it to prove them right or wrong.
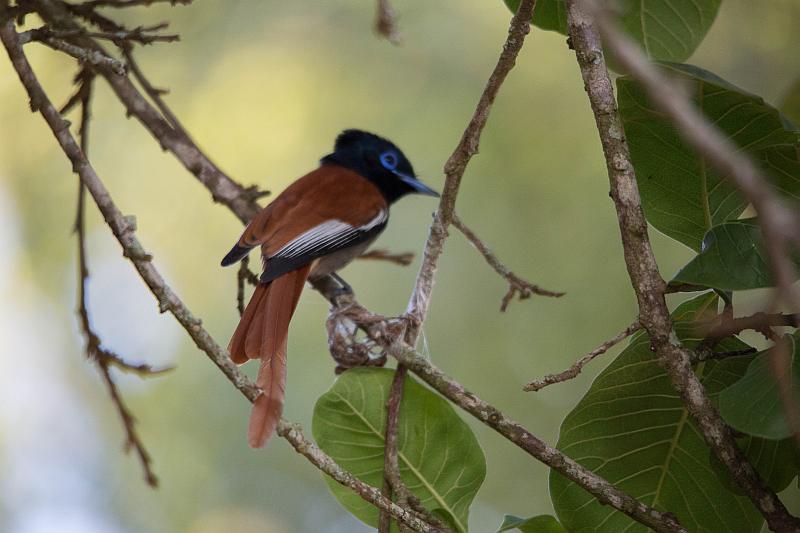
[566,1,800,529]
[27,32,126,74]
[78,0,193,8]
[702,312,798,346]
[0,18,443,533]
[69,66,165,487]
[374,0,401,45]
[122,46,186,132]
[18,23,178,45]
[451,213,564,310]
[380,365,407,533]
[236,256,257,316]
[359,248,415,266]
[691,348,758,362]
[405,0,537,324]
[524,320,641,391]
[382,3,543,526]
[34,0,266,223]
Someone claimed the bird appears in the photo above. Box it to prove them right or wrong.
[221,129,439,448]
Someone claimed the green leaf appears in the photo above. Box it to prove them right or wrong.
[618,63,800,250]
[780,77,800,128]
[497,514,567,533]
[670,219,780,291]
[719,333,800,440]
[502,0,720,62]
[503,0,567,34]
[740,437,799,492]
[312,368,486,532]
[550,293,766,533]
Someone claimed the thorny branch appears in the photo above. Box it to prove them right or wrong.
[0,18,443,532]
[524,320,641,391]
[452,213,564,311]
[69,66,168,487]
[566,0,800,529]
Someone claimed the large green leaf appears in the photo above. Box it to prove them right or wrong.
[719,333,800,440]
[618,63,800,250]
[312,368,486,532]
[670,219,778,290]
[550,293,769,533]
[497,514,568,533]
[502,0,720,62]
[737,437,799,492]
[780,77,800,128]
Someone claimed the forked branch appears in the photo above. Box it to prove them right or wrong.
[524,320,641,391]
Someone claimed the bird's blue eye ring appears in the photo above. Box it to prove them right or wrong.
[380,151,399,171]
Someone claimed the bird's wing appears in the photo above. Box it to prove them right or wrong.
[220,166,388,281]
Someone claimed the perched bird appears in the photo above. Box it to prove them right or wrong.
[221,129,438,448]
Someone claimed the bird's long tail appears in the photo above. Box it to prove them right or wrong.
[227,265,310,448]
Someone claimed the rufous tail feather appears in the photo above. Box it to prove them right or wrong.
[228,265,310,448]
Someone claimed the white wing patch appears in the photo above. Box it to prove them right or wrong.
[272,210,387,260]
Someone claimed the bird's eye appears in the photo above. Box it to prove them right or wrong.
[380,151,398,171]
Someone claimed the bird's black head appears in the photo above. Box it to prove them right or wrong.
[321,129,439,204]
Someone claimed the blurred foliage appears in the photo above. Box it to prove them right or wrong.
[1,1,800,532]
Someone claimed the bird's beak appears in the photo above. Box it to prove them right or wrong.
[395,172,440,197]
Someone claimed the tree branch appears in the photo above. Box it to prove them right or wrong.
[18,23,179,46]
[374,0,400,45]
[588,2,800,315]
[451,213,564,311]
[359,248,415,266]
[382,1,542,527]
[565,1,800,529]
[69,66,167,487]
[0,17,442,532]
[77,0,193,8]
[524,320,641,391]
[23,29,126,74]
[703,312,799,346]
[405,0,537,323]
[29,0,265,224]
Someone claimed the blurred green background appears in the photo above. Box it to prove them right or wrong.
[0,1,798,532]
